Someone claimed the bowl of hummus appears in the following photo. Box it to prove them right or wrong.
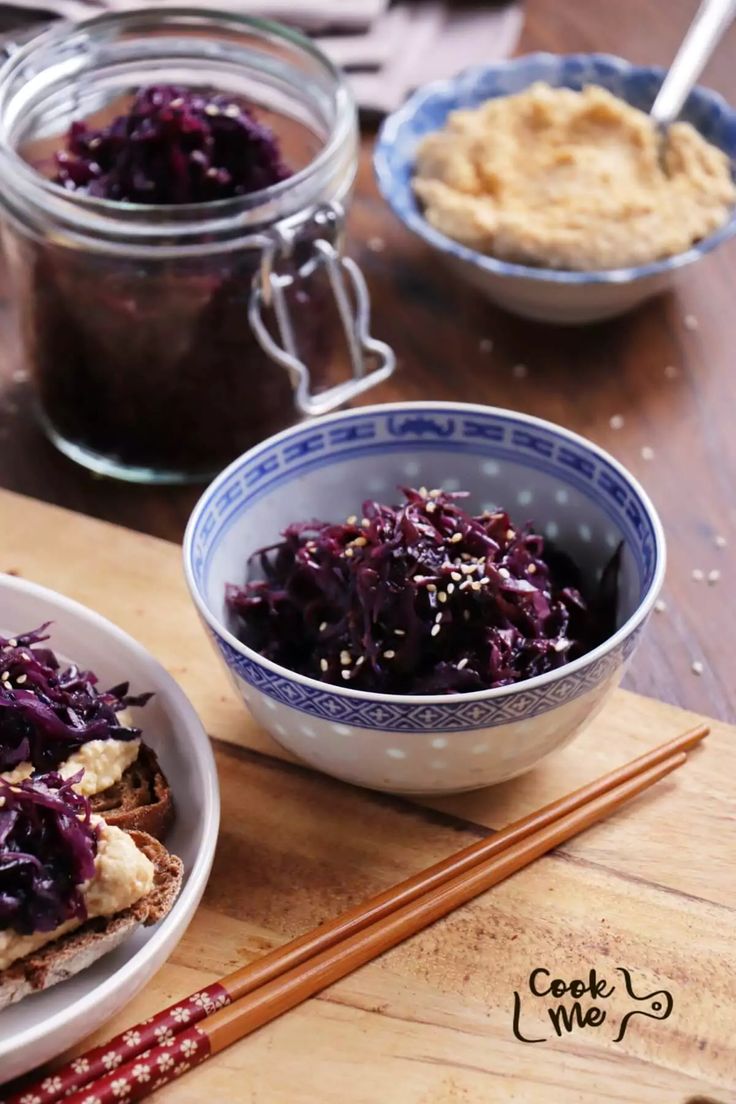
[375,53,736,324]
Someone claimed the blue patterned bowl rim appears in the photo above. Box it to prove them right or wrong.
[374,52,736,285]
[183,401,666,712]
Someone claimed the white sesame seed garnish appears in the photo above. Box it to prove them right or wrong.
[692,568,704,582]
[355,655,365,666]
[419,486,428,497]
[426,502,436,513]
[320,659,328,672]
[528,564,537,574]
[691,660,704,676]
[506,529,515,540]
[554,639,569,652]
[459,580,471,591]
[609,414,625,430]
[447,583,455,595]
[346,515,357,526]
[471,581,482,591]
[457,657,469,670]
[461,563,475,575]
[367,236,385,252]
[715,535,727,549]
[361,517,370,528]
[498,567,511,579]
[479,576,490,585]
[204,104,220,117]
[319,621,327,632]
[438,591,448,604]
[451,571,462,582]
[684,313,699,331]
[708,569,721,585]
[340,650,352,666]
[479,338,494,353]
[353,536,368,547]
[641,446,655,461]
[431,624,440,637]
[341,670,351,680]
[664,363,679,380]
[426,583,437,592]
[383,650,396,659]
[1,670,9,680]
[7,639,17,648]
[654,599,667,613]
[450,532,463,543]
[224,103,241,118]
[344,547,354,557]
[394,628,406,636]
[435,612,443,623]
[429,488,442,497]
[512,362,528,380]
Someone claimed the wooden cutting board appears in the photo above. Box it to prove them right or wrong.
[1,487,734,1104]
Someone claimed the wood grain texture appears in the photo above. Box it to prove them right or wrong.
[0,0,734,724]
[0,489,734,1103]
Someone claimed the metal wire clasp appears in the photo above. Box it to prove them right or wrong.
[249,201,396,417]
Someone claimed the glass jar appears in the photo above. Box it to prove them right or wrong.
[0,10,394,482]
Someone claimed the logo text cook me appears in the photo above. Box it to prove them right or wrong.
[512,967,674,1044]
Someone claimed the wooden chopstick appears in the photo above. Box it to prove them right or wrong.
[40,746,692,1104]
[8,724,705,1104]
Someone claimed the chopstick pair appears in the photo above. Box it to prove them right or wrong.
[6,724,707,1104]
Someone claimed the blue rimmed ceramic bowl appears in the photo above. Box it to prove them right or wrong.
[183,402,665,794]
[374,53,736,324]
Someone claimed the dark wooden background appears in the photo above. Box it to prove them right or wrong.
[0,0,734,722]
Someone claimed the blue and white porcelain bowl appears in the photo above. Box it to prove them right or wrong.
[184,402,665,793]
[374,53,736,324]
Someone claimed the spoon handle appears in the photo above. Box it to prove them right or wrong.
[650,0,736,127]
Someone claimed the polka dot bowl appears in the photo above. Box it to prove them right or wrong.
[183,402,665,793]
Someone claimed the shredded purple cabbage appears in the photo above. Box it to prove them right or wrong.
[53,84,291,204]
[226,488,618,695]
[0,772,98,935]
[0,624,151,774]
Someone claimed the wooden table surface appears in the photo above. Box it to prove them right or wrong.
[0,0,734,723]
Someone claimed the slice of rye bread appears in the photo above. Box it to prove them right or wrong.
[90,743,174,839]
[0,831,183,1010]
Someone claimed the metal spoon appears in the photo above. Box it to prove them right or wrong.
[651,0,736,166]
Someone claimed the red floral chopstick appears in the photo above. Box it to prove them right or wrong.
[2,983,230,1104]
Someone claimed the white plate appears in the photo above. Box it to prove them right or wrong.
[0,574,219,1085]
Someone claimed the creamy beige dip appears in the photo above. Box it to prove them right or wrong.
[413,83,736,271]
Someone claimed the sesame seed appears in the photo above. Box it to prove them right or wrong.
[320,658,328,672]
[204,104,220,116]
[471,581,482,591]
[506,529,515,540]
[499,567,511,579]
[15,674,26,684]
[426,583,437,592]
[431,624,440,636]
[361,518,370,528]
[426,502,436,513]
[609,414,625,430]
[512,362,528,380]
[554,639,568,652]
[708,569,721,585]
[528,564,537,574]
[691,660,704,676]
[457,657,469,670]
[641,446,655,461]
[461,564,475,575]
[346,515,357,526]
[383,650,396,659]
[684,313,699,331]
[447,583,455,595]
[692,568,704,582]
[450,532,463,543]
[340,650,352,666]
[429,488,442,497]
[355,656,365,666]
[224,103,241,118]
[451,571,462,582]
[479,576,490,585]
[479,338,494,353]
[319,621,327,632]
[394,629,406,636]
[715,535,727,549]
[438,591,448,604]
[435,611,443,622]
[367,236,385,252]
[7,639,17,648]
[419,486,428,497]
[342,670,351,680]
[654,599,667,613]
[1,670,8,680]
[664,364,679,380]
[344,548,354,557]
[353,536,367,547]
